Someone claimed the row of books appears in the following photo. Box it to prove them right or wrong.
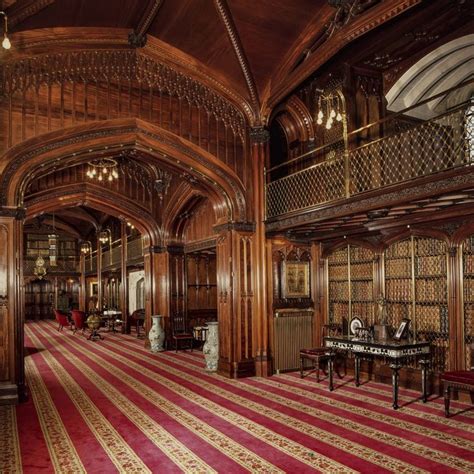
[415,279,447,301]
[351,281,374,301]
[464,255,474,274]
[385,259,411,277]
[385,280,412,300]
[415,255,446,275]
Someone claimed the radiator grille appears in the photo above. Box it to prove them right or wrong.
[273,310,314,373]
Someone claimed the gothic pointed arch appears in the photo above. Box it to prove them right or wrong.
[0,118,248,224]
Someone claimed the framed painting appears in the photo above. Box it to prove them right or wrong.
[281,261,310,298]
[393,318,411,341]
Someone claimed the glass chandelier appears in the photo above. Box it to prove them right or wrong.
[86,158,119,182]
[315,93,343,130]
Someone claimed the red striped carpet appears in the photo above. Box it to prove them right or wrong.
[1,321,474,473]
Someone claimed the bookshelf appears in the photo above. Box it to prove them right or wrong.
[327,245,374,334]
[384,237,448,372]
[462,236,474,369]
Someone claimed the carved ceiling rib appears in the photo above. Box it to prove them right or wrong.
[213,0,260,122]
[263,0,422,115]
[2,0,55,29]
[128,0,164,48]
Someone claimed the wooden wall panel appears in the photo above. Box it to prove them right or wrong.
[184,200,216,243]
[0,224,10,382]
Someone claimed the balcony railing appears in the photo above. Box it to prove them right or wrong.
[266,82,474,220]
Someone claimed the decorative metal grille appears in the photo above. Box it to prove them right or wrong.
[384,237,448,372]
[462,236,474,369]
[350,246,374,327]
[414,238,448,372]
[384,239,413,331]
[327,246,349,329]
[266,102,471,219]
[266,157,345,217]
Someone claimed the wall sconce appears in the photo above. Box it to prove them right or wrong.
[99,229,112,245]
[80,241,92,254]
[99,229,112,265]
[0,12,11,50]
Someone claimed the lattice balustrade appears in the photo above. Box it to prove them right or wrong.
[266,102,471,218]
[351,108,468,195]
[266,157,345,217]
[462,236,474,369]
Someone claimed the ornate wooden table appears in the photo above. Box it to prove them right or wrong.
[324,336,431,409]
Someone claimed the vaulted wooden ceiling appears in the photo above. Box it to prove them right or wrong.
[1,0,426,121]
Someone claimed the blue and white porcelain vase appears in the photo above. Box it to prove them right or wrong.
[149,315,165,352]
[203,321,219,372]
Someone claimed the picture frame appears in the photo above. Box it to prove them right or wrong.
[393,318,411,341]
[281,261,310,298]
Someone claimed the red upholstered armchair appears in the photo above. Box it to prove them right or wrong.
[54,309,70,331]
[71,310,87,335]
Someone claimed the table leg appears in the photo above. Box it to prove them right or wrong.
[354,355,360,387]
[328,355,334,391]
[444,384,450,417]
[390,363,402,410]
[419,358,429,403]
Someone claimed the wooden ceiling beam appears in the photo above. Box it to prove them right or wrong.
[263,0,422,115]
[214,0,260,121]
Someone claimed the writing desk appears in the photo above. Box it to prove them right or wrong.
[324,336,431,409]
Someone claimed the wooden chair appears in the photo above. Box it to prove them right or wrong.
[71,310,87,335]
[171,312,193,352]
[300,324,342,384]
[129,309,145,338]
[441,370,474,417]
[54,309,70,331]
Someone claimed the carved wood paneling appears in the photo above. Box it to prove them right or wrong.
[184,199,217,243]
[0,50,248,185]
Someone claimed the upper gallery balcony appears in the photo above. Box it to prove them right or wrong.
[265,80,474,224]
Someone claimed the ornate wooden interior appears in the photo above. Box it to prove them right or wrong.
[0,0,473,404]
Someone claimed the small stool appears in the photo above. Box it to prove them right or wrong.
[300,348,334,382]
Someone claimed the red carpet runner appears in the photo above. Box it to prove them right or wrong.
[1,320,474,473]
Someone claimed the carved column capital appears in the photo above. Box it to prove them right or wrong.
[0,206,26,220]
[249,127,270,144]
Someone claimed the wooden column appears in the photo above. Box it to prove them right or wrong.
[250,127,271,376]
[120,222,128,333]
[215,224,256,378]
[79,253,86,311]
[96,233,102,311]
[144,245,171,346]
[311,242,323,346]
[0,211,25,404]
[448,245,463,370]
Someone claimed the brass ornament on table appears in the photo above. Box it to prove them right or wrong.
[374,294,390,341]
